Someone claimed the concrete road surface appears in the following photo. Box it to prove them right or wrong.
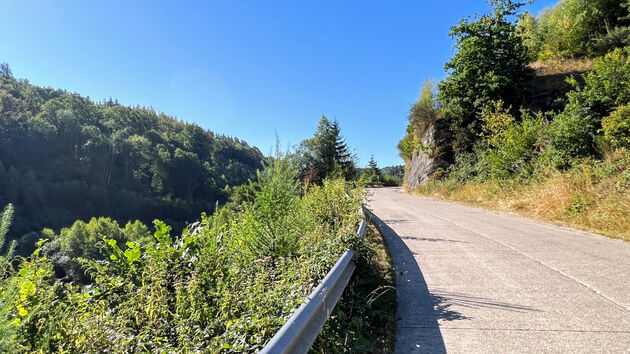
[367,187,630,353]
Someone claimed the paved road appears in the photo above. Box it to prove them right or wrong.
[367,187,630,353]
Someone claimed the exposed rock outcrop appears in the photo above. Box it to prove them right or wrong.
[404,121,450,190]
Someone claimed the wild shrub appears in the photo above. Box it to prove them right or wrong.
[444,152,483,183]
[301,178,364,244]
[398,80,442,162]
[602,103,630,148]
[519,0,630,60]
[478,102,546,179]
[549,48,630,159]
[0,204,18,352]
[0,204,16,268]
[232,154,304,259]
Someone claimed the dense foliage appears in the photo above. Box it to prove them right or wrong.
[0,66,264,253]
[399,0,630,180]
[0,155,374,352]
[548,48,630,160]
[438,0,533,154]
[398,81,443,162]
[518,0,630,60]
[359,155,382,185]
[603,103,630,148]
[381,166,404,186]
[357,163,404,187]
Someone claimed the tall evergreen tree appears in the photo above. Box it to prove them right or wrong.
[296,116,356,184]
[363,155,382,183]
[330,120,356,180]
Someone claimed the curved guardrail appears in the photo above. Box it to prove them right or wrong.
[260,208,368,354]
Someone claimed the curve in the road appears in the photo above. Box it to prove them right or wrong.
[368,187,630,354]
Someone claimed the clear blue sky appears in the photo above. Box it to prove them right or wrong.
[0,0,556,167]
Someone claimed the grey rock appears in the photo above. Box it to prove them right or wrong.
[404,122,450,190]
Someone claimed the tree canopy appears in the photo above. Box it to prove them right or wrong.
[438,0,533,154]
[0,64,264,253]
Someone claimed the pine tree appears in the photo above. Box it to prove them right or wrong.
[298,116,356,183]
[330,120,356,180]
[363,155,382,184]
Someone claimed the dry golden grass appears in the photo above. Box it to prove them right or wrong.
[415,151,630,242]
[529,58,595,76]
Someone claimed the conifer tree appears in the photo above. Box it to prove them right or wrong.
[297,116,356,183]
[362,155,382,184]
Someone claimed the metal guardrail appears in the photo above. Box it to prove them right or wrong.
[260,208,368,354]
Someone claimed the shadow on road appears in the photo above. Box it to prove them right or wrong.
[368,210,450,353]
[383,219,412,225]
[368,209,544,353]
[401,236,469,243]
[432,291,541,313]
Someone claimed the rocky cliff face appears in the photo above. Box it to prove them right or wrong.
[404,121,450,190]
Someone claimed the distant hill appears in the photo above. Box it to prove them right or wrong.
[0,64,264,252]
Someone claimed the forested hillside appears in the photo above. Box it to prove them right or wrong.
[0,64,263,252]
[399,0,630,240]
[0,59,399,351]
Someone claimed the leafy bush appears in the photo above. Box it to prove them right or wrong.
[549,48,630,159]
[602,103,630,148]
[519,0,630,60]
[478,102,546,179]
[398,80,441,161]
[0,204,18,352]
[443,152,482,183]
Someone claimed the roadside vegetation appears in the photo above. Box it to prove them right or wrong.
[399,0,630,241]
[0,149,391,351]
[314,218,397,353]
